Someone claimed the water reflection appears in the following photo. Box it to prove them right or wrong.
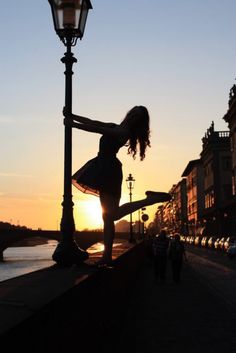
[0,240,124,282]
[87,242,104,254]
[0,240,57,282]
[86,241,123,254]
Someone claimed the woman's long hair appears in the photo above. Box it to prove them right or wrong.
[122,106,151,161]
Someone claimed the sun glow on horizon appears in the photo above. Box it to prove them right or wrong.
[74,198,103,230]
[73,193,130,231]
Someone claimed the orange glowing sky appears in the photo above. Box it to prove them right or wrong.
[1,1,236,230]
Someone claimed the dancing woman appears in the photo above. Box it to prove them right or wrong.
[64,106,171,265]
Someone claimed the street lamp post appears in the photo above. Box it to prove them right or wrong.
[138,209,141,238]
[141,212,149,237]
[126,173,135,243]
[138,207,146,239]
[48,0,92,266]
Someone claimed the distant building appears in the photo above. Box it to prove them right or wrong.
[115,219,130,233]
[152,87,236,237]
[168,181,188,235]
[181,159,204,236]
[223,84,236,194]
[154,205,165,233]
[153,181,187,236]
[222,84,236,236]
[200,121,231,236]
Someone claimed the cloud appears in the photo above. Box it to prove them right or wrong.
[0,192,36,200]
[0,116,15,124]
[0,172,33,178]
[0,114,52,125]
[0,191,60,203]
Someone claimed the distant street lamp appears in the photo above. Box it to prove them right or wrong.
[126,173,135,243]
[48,0,92,266]
[141,212,149,237]
[138,207,146,239]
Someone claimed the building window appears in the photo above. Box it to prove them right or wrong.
[222,184,232,200]
[205,190,214,209]
[222,156,231,171]
[231,132,236,152]
[205,161,213,176]
[230,135,234,152]
[232,174,236,196]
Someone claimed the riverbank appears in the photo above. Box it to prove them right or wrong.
[8,236,49,247]
[0,239,146,353]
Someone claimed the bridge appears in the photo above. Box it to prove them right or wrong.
[0,229,129,261]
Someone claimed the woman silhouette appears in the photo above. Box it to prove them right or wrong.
[65,106,171,266]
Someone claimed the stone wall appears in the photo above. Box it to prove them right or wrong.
[0,241,146,353]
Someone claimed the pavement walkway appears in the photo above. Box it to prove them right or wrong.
[114,254,236,353]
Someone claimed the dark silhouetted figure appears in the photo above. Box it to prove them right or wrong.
[64,106,171,266]
[152,229,169,283]
[169,233,186,283]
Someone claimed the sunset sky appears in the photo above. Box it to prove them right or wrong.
[1,0,236,230]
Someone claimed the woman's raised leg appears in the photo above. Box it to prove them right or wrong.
[114,191,171,220]
[98,190,171,264]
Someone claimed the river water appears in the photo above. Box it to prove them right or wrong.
[0,240,105,283]
[0,240,58,282]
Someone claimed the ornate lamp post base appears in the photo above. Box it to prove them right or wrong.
[52,240,89,266]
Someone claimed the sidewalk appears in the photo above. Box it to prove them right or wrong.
[114,255,236,353]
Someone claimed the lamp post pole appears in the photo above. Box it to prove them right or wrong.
[138,209,141,238]
[58,38,78,246]
[141,207,146,238]
[138,207,146,239]
[48,0,92,266]
[129,186,133,243]
[141,211,149,237]
[126,173,135,243]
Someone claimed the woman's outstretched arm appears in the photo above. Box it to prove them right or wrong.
[63,107,115,129]
[72,113,115,129]
[64,117,128,139]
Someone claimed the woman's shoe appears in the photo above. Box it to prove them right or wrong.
[145,191,172,203]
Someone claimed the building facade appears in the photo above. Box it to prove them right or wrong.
[200,121,231,236]
[168,181,188,235]
[222,84,236,236]
[181,159,204,236]
[153,180,187,236]
[150,86,236,238]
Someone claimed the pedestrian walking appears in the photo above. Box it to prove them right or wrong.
[169,233,186,283]
[152,229,169,283]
